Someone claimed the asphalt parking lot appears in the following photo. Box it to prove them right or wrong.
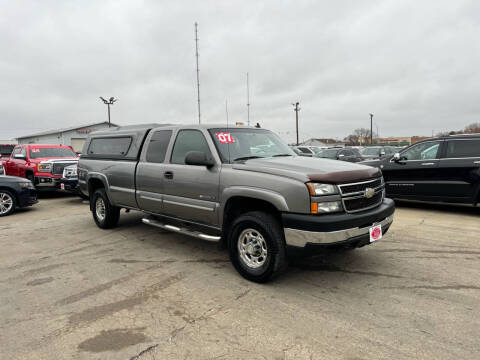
[1,194,479,359]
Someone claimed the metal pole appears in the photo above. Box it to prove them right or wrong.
[107,103,111,127]
[293,102,300,145]
[195,22,201,124]
[369,113,373,144]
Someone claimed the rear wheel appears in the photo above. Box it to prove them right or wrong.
[0,190,16,217]
[228,211,288,283]
[91,188,120,229]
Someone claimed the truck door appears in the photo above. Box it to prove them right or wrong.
[136,130,173,213]
[6,146,23,177]
[162,129,220,226]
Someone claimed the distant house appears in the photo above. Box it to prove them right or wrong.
[16,122,118,153]
[301,138,345,147]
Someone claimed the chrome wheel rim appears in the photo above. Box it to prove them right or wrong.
[0,193,13,215]
[237,228,268,269]
[95,198,106,221]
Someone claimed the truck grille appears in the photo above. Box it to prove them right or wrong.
[339,177,385,213]
[52,163,72,175]
[343,190,384,213]
[339,177,383,195]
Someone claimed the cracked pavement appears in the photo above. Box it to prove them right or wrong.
[0,193,479,359]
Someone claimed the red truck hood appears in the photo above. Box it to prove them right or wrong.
[30,157,78,163]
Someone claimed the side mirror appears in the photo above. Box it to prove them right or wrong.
[185,151,214,167]
[337,154,345,159]
[393,153,403,162]
[14,153,26,160]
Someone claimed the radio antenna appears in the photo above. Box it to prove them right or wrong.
[194,22,201,124]
[225,99,229,127]
[246,72,250,126]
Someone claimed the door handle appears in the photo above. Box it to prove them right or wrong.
[164,171,174,179]
[421,162,435,166]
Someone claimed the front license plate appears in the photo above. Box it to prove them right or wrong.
[60,183,65,190]
[369,224,382,242]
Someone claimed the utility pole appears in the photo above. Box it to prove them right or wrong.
[99,97,117,127]
[246,72,250,126]
[194,22,201,124]
[292,102,300,145]
[369,113,374,144]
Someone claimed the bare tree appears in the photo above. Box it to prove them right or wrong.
[464,122,480,134]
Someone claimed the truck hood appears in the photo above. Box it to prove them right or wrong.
[232,156,381,184]
[30,157,78,163]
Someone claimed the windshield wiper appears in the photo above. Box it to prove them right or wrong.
[272,154,294,157]
[232,156,264,162]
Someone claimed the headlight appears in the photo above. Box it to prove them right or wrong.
[311,201,342,214]
[19,182,35,189]
[38,163,52,172]
[306,183,337,196]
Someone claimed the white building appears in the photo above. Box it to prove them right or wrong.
[16,122,118,153]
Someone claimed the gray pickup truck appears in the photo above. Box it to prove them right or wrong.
[78,124,395,282]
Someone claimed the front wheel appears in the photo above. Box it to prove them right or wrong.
[228,211,288,283]
[0,190,16,217]
[91,189,120,229]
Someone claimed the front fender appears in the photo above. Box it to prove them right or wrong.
[219,186,289,225]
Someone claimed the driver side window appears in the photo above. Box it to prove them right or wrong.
[400,141,441,161]
[171,130,212,165]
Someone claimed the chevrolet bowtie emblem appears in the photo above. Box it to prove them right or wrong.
[365,188,375,199]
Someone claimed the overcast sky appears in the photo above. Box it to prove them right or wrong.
[1,0,479,143]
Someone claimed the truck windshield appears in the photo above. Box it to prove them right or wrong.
[208,128,295,163]
[29,147,76,159]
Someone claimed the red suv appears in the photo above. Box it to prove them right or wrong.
[2,144,78,189]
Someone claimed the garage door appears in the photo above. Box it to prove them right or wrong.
[71,138,86,153]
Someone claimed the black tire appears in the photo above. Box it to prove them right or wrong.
[26,173,35,185]
[0,190,17,217]
[91,188,120,229]
[228,211,288,283]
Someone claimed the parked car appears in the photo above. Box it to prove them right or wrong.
[361,134,480,205]
[315,147,364,162]
[291,146,314,157]
[361,146,396,160]
[0,175,37,216]
[79,124,395,282]
[1,144,78,190]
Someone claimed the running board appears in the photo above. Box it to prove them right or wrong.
[142,217,221,242]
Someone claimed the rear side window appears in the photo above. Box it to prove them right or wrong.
[88,137,132,157]
[446,140,480,158]
[146,130,172,163]
[171,130,211,164]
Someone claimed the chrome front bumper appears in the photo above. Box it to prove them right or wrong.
[284,214,394,247]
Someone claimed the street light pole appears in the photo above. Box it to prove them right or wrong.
[292,102,300,145]
[369,113,374,144]
[100,97,117,127]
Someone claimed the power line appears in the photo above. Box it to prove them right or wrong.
[194,22,201,124]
